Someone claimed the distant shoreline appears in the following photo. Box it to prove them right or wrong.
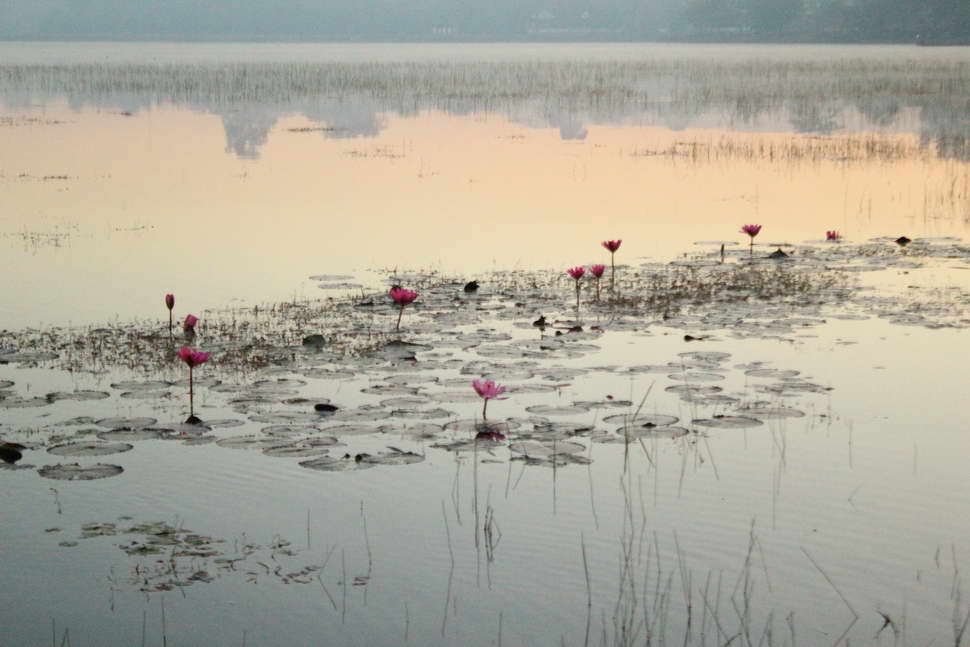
[2,35,967,46]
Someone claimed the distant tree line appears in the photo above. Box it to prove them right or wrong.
[2,0,968,44]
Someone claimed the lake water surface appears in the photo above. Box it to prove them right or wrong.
[2,42,970,647]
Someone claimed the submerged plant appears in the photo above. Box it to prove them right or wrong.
[589,264,605,301]
[740,224,762,255]
[567,266,585,314]
[389,287,418,332]
[602,239,622,295]
[472,379,507,420]
[165,293,175,337]
[178,346,210,422]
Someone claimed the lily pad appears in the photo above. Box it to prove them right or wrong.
[524,404,589,416]
[261,424,320,438]
[110,380,171,391]
[744,368,801,379]
[318,424,380,436]
[38,463,124,481]
[361,384,421,396]
[0,397,50,408]
[369,340,433,362]
[215,436,280,449]
[262,443,332,458]
[376,423,444,438]
[390,407,454,420]
[48,442,133,456]
[509,440,586,457]
[97,429,165,441]
[692,416,764,429]
[667,372,725,382]
[379,397,432,408]
[359,448,425,465]
[664,385,723,396]
[309,274,356,281]
[96,417,157,430]
[120,390,171,400]
[428,391,482,403]
[602,413,679,427]
[46,390,111,402]
[615,425,689,439]
[299,456,377,472]
[444,419,521,434]
[678,351,732,362]
[573,399,634,409]
[382,374,440,386]
[248,411,322,424]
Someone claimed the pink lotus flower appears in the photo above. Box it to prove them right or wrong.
[567,266,585,313]
[602,239,622,296]
[472,379,507,419]
[165,294,175,337]
[740,224,762,255]
[389,287,418,306]
[826,230,841,241]
[178,346,210,368]
[183,314,198,333]
[389,287,418,332]
[178,346,210,421]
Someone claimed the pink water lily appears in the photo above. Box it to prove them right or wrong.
[567,266,585,313]
[178,346,210,421]
[178,346,210,368]
[740,224,762,255]
[183,314,199,333]
[165,294,175,336]
[826,230,841,241]
[389,287,418,332]
[472,379,507,419]
[602,239,622,296]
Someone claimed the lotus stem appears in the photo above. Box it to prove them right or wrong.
[188,366,194,417]
[610,254,616,297]
[395,305,404,332]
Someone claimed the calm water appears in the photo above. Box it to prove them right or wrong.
[2,42,970,647]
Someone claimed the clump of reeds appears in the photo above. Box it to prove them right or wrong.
[611,261,851,319]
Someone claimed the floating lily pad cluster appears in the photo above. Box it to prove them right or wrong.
[55,519,337,593]
[5,238,968,482]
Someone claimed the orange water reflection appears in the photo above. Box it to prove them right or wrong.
[2,103,969,326]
